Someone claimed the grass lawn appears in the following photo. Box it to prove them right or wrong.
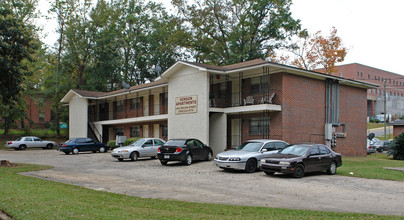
[367,122,386,130]
[0,164,394,219]
[338,154,404,181]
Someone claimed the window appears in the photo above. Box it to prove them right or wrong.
[319,146,330,154]
[368,74,370,79]
[24,137,33,142]
[39,112,45,122]
[160,93,168,106]
[275,142,287,149]
[249,117,270,135]
[116,127,124,136]
[33,137,42,142]
[130,98,141,110]
[130,126,140,137]
[143,140,153,147]
[250,76,270,94]
[154,139,165,146]
[310,146,320,155]
[162,124,168,137]
[115,100,124,112]
[263,143,276,151]
[218,82,227,98]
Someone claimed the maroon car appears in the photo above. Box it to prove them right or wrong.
[260,144,342,178]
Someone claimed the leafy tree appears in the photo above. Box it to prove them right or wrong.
[269,27,347,74]
[387,133,404,160]
[172,0,303,65]
[0,4,36,134]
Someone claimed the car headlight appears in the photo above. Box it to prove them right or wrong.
[279,161,290,165]
[228,157,241,161]
[260,159,266,163]
[119,150,129,153]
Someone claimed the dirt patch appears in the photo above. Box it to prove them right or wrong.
[0,210,11,220]
[0,160,18,167]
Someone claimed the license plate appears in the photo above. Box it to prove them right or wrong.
[164,155,170,159]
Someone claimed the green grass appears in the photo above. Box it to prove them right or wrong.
[0,128,68,136]
[338,154,404,181]
[367,122,386,130]
[0,164,394,219]
[376,134,394,140]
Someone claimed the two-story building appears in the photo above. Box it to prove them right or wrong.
[61,59,376,156]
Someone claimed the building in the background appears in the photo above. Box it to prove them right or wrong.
[62,59,376,156]
[330,63,404,120]
[23,96,53,128]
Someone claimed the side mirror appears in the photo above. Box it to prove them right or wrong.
[261,149,268,152]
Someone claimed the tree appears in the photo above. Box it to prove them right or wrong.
[387,133,404,160]
[270,27,347,74]
[172,0,303,65]
[0,4,36,134]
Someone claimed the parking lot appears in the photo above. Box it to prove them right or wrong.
[1,149,403,216]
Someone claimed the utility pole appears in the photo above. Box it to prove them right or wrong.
[383,79,387,141]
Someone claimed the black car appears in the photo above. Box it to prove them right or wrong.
[260,144,342,178]
[157,138,213,165]
[59,138,109,155]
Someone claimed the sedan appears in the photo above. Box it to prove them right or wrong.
[4,136,57,150]
[157,138,212,165]
[213,139,289,173]
[111,138,165,161]
[260,144,342,178]
[59,138,109,155]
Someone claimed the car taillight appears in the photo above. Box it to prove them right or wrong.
[8,142,12,145]
[62,144,67,147]
[175,147,182,153]
[158,147,161,152]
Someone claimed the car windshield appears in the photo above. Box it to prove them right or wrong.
[65,138,76,143]
[278,145,309,156]
[236,142,263,152]
[16,137,22,141]
[130,138,146,146]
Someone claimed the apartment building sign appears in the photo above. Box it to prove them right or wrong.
[175,95,198,114]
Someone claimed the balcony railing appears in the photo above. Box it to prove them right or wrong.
[209,91,281,108]
[89,103,168,122]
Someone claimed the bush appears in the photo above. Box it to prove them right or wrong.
[375,119,381,123]
[124,137,141,146]
[107,140,117,149]
[387,132,404,160]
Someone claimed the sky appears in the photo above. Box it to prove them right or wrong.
[36,0,404,75]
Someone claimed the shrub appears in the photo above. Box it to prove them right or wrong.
[375,119,380,123]
[124,137,141,146]
[387,132,404,160]
[107,140,117,149]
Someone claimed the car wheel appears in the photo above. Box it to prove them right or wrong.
[184,154,192,165]
[160,160,168,165]
[264,171,275,176]
[72,148,79,155]
[118,158,124,161]
[130,152,138,161]
[64,151,70,155]
[99,147,106,153]
[245,159,257,173]
[205,151,213,161]
[293,164,305,178]
[19,145,26,150]
[327,161,337,175]
[47,144,54,149]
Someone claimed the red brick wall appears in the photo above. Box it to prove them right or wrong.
[109,120,167,140]
[393,126,404,138]
[24,97,52,128]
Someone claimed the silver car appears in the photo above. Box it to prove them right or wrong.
[111,138,165,161]
[4,136,57,150]
[213,139,289,173]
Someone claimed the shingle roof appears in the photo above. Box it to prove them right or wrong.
[183,59,267,71]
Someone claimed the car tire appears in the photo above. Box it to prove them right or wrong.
[118,158,124,161]
[205,151,212,161]
[245,159,257,173]
[64,151,70,155]
[160,160,168,165]
[327,161,337,175]
[264,171,275,176]
[130,152,138,161]
[184,154,192,165]
[293,164,305,178]
[99,146,106,153]
[72,148,79,155]
[19,145,26,150]
[47,144,54,149]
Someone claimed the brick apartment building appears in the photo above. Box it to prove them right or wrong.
[62,59,376,156]
[329,63,404,119]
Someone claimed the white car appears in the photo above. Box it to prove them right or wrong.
[4,136,57,150]
[213,139,289,173]
[111,138,165,161]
